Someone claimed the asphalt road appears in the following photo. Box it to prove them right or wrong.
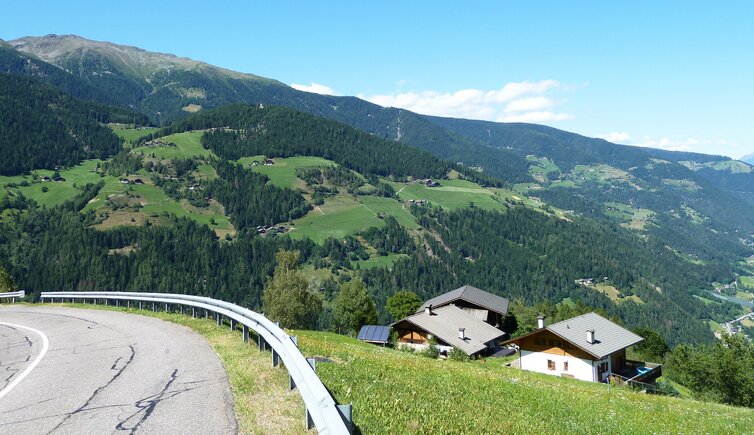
[0,305,237,434]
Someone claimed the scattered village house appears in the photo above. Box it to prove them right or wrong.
[501,312,662,384]
[392,285,510,357]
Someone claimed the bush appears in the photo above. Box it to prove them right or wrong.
[420,336,440,359]
[449,347,470,362]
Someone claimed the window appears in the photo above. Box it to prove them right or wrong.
[548,360,556,371]
[563,361,569,372]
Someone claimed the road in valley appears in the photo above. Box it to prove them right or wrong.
[0,305,237,434]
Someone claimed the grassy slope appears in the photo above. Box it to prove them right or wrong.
[295,331,754,434]
[250,156,335,189]
[394,179,504,211]
[132,131,215,159]
[1,159,112,207]
[291,196,382,243]
[110,125,160,143]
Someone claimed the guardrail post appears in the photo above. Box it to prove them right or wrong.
[11,297,14,303]
[337,404,353,434]
[304,357,317,430]
[243,325,249,343]
[216,313,222,326]
[230,319,236,331]
[258,334,266,351]
[306,408,315,431]
[180,306,184,315]
[127,301,130,309]
[139,301,143,310]
[192,307,196,318]
[205,309,209,319]
[165,303,169,312]
[272,349,280,367]
[152,302,156,312]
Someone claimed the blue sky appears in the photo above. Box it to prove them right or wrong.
[3,1,753,158]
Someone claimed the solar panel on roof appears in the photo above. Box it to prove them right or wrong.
[357,325,390,343]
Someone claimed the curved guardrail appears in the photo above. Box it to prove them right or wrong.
[41,291,351,434]
[0,290,25,302]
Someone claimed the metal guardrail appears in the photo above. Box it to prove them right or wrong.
[0,290,25,302]
[41,291,351,434]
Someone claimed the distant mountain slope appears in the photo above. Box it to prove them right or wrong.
[0,73,147,175]
[427,115,754,262]
[6,35,532,183]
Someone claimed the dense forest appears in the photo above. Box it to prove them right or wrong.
[360,207,737,346]
[0,73,148,175]
[206,159,311,231]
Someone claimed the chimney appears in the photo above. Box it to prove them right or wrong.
[586,329,595,344]
[458,327,466,340]
[537,315,546,329]
[425,304,433,315]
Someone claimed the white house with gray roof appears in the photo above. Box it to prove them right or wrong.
[502,312,662,383]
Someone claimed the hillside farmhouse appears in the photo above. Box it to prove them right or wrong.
[502,312,662,383]
[419,284,509,328]
[392,285,510,357]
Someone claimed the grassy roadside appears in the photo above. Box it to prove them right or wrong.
[43,303,310,435]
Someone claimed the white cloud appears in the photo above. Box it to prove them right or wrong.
[290,82,337,95]
[636,136,700,152]
[599,132,631,143]
[358,80,573,124]
[503,96,556,113]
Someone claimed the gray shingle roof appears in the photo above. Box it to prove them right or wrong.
[419,285,510,315]
[398,305,506,355]
[545,312,644,359]
[357,325,390,344]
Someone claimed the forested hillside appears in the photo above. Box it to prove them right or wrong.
[0,73,147,175]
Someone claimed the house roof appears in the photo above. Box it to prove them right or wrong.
[419,285,509,316]
[357,325,390,344]
[395,305,506,355]
[504,312,644,359]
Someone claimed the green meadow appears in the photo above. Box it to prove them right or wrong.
[290,195,384,243]
[394,179,503,211]
[295,331,754,434]
[132,131,214,159]
[249,156,336,188]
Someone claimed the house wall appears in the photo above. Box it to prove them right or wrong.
[519,349,595,382]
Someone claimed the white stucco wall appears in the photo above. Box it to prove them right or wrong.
[519,349,596,382]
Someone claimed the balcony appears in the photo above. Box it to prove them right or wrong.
[615,359,662,383]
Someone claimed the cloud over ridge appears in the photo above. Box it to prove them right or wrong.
[359,80,573,124]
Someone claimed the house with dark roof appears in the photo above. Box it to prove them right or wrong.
[393,305,506,357]
[419,285,509,328]
[501,312,662,383]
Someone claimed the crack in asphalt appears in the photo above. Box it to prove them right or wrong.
[0,397,56,415]
[45,345,136,435]
[115,369,190,434]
